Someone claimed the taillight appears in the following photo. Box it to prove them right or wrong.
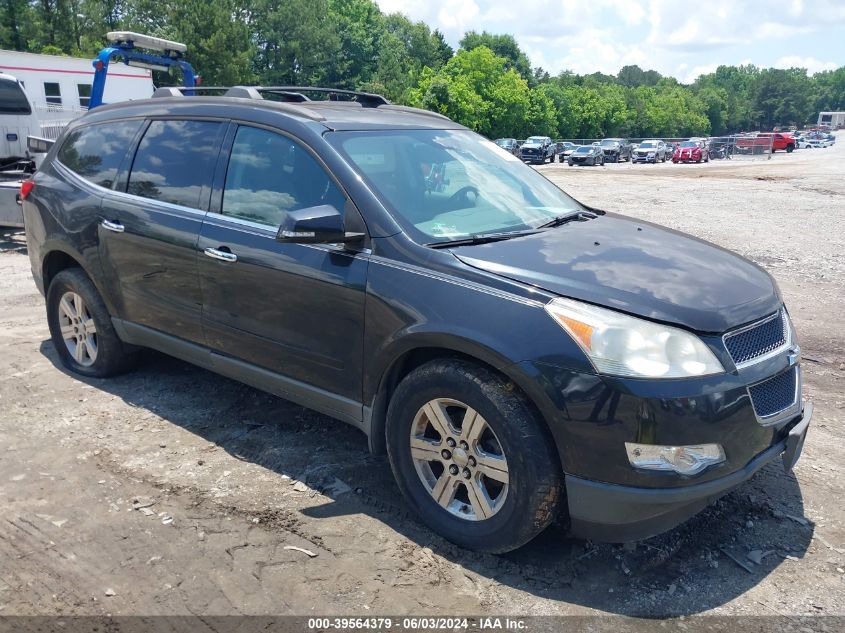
[20,179,34,200]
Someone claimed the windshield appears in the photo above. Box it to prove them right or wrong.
[680,141,698,148]
[600,139,620,147]
[525,136,545,144]
[495,139,512,147]
[328,129,583,243]
[0,78,32,115]
[574,146,592,154]
[639,141,656,149]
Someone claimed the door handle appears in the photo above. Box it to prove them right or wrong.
[101,219,124,233]
[204,247,237,263]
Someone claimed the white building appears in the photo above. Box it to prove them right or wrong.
[0,48,153,114]
[817,111,845,129]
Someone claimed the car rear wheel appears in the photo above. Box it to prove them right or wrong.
[46,268,137,378]
[786,144,794,153]
[386,359,562,553]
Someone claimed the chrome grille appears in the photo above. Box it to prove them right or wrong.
[748,366,799,423]
[724,310,789,367]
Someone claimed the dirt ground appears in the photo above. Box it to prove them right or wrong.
[1,141,843,620]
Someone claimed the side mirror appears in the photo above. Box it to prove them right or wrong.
[27,136,54,154]
[276,204,364,245]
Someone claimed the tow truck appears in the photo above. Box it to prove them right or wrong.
[0,32,196,228]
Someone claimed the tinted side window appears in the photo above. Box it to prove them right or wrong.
[57,120,144,189]
[127,120,223,209]
[221,126,345,227]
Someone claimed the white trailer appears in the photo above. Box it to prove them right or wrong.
[0,49,152,114]
[817,112,845,129]
[0,49,153,227]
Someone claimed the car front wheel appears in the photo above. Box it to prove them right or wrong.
[386,359,562,553]
[46,268,137,378]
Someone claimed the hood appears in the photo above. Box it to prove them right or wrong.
[521,143,542,149]
[451,213,781,333]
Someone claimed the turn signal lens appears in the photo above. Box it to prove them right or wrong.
[625,443,725,476]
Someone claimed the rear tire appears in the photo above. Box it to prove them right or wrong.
[46,268,137,378]
[386,359,562,553]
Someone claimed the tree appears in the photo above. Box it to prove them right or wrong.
[617,65,661,88]
[326,0,384,88]
[459,31,532,82]
[252,0,341,85]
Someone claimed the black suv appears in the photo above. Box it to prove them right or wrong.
[599,137,632,162]
[22,86,812,553]
[519,135,555,164]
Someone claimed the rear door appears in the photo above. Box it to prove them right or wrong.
[98,118,226,344]
[197,123,368,409]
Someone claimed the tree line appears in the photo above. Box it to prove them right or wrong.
[2,0,844,139]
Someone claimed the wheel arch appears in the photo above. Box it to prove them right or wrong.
[365,338,559,462]
[41,245,118,315]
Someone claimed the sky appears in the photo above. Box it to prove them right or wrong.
[374,0,845,83]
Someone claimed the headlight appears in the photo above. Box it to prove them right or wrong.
[545,297,724,378]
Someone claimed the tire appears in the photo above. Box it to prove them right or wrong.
[46,268,137,378]
[386,359,562,553]
[786,144,794,153]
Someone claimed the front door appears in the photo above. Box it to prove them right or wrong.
[197,124,368,406]
[98,118,226,344]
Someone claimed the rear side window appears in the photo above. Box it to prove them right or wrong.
[57,120,144,189]
[0,79,31,114]
[127,120,223,209]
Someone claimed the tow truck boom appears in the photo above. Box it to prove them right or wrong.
[90,32,196,109]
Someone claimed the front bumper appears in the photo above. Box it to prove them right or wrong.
[512,341,809,541]
[632,154,657,163]
[565,402,812,542]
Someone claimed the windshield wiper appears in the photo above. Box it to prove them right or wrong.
[426,229,540,248]
[538,210,598,228]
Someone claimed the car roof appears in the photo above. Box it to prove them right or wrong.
[81,95,466,132]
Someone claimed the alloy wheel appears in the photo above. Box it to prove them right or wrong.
[409,398,509,521]
[58,291,98,366]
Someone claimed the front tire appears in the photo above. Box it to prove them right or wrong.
[46,268,137,378]
[386,360,562,553]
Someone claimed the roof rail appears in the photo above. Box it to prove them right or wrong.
[150,85,391,107]
[257,87,389,107]
[151,86,229,98]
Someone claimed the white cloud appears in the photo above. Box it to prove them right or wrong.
[373,0,845,80]
[775,56,838,73]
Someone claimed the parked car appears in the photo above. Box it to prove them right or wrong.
[599,138,632,162]
[560,143,580,162]
[494,138,519,156]
[519,135,555,164]
[673,139,709,163]
[757,132,796,153]
[556,141,577,162]
[21,85,812,553]
[790,134,811,149]
[807,138,832,148]
[567,144,605,166]
[631,139,667,163]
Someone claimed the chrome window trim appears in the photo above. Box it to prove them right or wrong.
[747,365,802,427]
[723,308,791,370]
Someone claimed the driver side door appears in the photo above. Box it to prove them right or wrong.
[197,123,369,417]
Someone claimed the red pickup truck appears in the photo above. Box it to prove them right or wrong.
[756,132,796,153]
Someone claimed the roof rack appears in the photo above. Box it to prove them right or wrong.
[150,85,390,107]
[152,86,230,98]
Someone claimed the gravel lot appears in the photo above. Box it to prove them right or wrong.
[1,140,843,620]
